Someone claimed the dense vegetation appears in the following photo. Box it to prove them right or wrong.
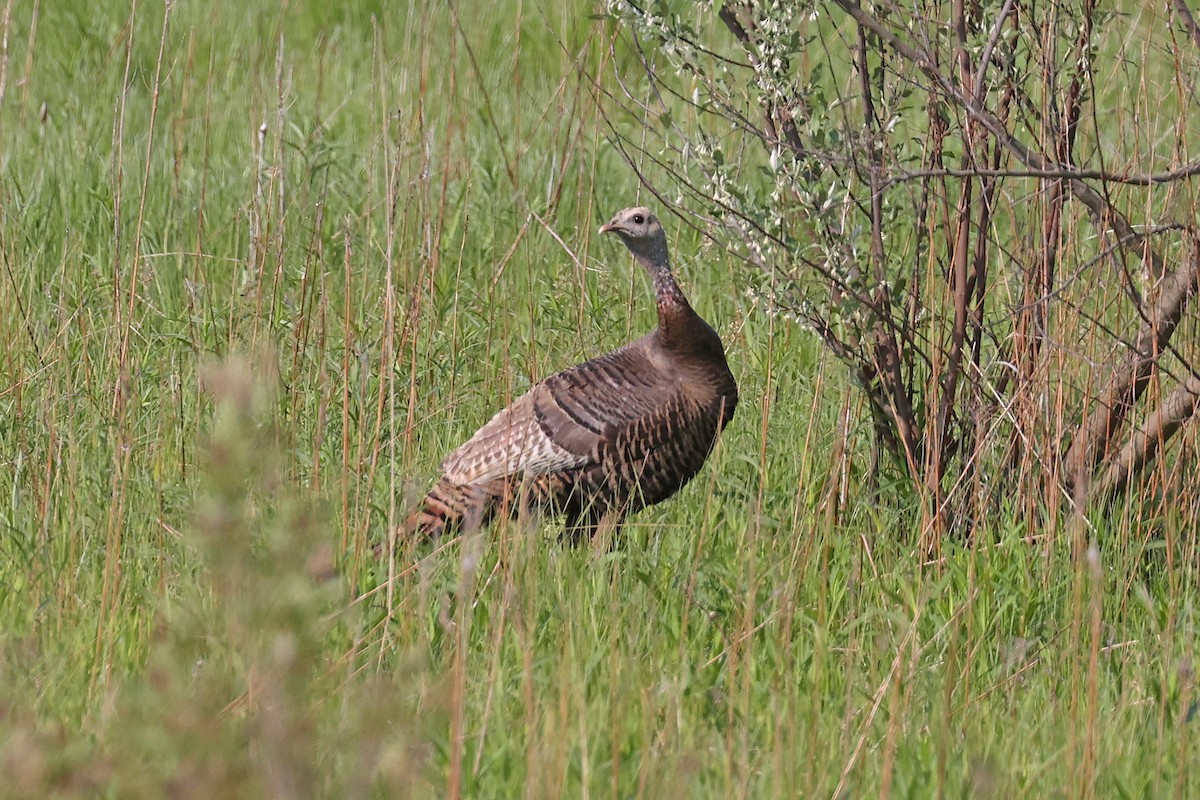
[0,1,1196,796]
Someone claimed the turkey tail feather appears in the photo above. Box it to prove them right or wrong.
[398,479,491,541]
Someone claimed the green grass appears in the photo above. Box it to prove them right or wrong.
[0,0,1197,796]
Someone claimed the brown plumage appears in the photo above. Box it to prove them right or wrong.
[399,206,738,543]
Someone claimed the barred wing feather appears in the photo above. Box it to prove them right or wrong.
[438,392,591,484]
[438,347,671,485]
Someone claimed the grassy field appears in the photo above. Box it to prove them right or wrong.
[0,0,1197,796]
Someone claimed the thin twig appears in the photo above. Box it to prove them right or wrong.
[1173,0,1200,50]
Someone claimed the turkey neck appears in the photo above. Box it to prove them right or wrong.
[632,249,721,357]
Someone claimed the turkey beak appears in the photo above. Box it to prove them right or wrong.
[599,221,619,235]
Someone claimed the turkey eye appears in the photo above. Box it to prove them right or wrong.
[633,214,645,224]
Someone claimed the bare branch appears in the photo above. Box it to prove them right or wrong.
[829,0,1165,276]
[1092,371,1200,502]
[1173,0,1200,50]
[972,0,1016,101]
[1064,243,1200,502]
[881,162,1200,188]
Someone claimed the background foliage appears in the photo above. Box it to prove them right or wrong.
[609,0,1200,550]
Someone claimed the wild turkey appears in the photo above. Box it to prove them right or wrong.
[398,206,737,543]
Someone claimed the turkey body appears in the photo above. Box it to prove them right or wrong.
[399,207,738,543]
